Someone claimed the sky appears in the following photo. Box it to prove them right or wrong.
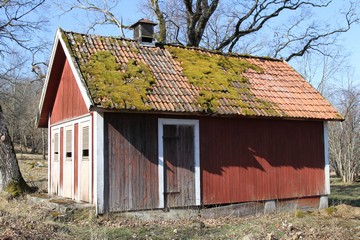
[46,0,360,85]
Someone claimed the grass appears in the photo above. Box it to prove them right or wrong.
[329,177,360,207]
[0,154,359,239]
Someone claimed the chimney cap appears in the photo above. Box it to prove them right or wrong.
[130,18,157,29]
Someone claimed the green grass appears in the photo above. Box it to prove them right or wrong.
[329,177,360,207]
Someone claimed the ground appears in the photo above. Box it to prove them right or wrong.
[0,154,359,239]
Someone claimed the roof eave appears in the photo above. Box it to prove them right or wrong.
[89,106,344,121]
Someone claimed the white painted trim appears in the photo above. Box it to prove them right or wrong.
[158,118,201,208]
[47,116,51,194]
[157,120,164,208]
[88,116,93,204]
[50,114,91,129]
[323,121,330,194]
[94,112,104,214]
[194,121,200,206]
[57,30,93,109]
[38,31,60,116]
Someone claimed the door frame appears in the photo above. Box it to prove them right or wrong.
[158,118,200,208]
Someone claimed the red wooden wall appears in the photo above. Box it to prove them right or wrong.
[200,117,325,205]
[50,59,88,125]
[103,113,325,211]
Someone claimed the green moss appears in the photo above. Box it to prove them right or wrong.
[109,37,115,45]
[61,32,72,54]
[75,35,85,46]
[325,206,337,215]
[294,210,306,218]
[5,179,29,198]
[166,46,279,115]
[130,47,140,54]
[51,211,61,218]
[81,51,155,110]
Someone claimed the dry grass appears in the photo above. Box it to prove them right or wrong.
[0,154,358,239]
[17,153,48,192]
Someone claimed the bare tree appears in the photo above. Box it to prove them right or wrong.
[57,0,130,36]
[329,78,360,182]
[146,0,359,59]
[60,0,359,62]
[0,0,46,56]
[0,0,46,194]
[294,45,349,95]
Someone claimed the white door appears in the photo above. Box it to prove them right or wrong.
[51,128,60,195]
[63,126,73,198]
[79,122,91,202]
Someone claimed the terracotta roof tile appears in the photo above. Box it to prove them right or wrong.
[61,30,342,121]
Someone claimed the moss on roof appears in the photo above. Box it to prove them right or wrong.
[165,46,280,115]
[81,51,155,110]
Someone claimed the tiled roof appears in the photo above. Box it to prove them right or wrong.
[61,29,343,120]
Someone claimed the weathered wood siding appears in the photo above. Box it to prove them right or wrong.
[50,59,88,125]
[200,117,325,205]
[163,125,195,208]
[104,113,159,212]
[102,113,325,211]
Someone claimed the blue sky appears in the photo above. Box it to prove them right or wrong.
[47,0,360,84]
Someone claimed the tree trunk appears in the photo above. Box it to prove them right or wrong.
[0,105,30,195]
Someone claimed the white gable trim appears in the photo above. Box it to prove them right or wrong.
[38,32,60,116]
[38,29,93,123]
[158,118,201,208]
[57,30,93,109]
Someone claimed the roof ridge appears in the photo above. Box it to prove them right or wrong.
[161,43,284,62]
[60,28,136,43]
[60,28,283,62]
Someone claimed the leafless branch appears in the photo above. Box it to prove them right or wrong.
[57,0,130,37]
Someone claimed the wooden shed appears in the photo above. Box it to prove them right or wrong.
[37,23,343,214]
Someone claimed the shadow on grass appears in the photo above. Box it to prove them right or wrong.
[329,178,360,207]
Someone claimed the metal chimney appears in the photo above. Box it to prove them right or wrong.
[130,18,157,45]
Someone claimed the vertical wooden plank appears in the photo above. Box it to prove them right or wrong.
[105,113,159,212]
[201,118,325,205]
[163,125,195,208]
